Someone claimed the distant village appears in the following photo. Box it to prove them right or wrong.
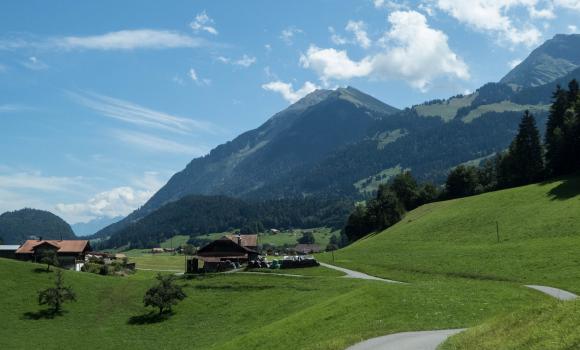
[0,230,325,274]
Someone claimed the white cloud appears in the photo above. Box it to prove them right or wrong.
[300,46,373,82]
[216,54,256,67]
[346,20,372,49]
[69,91,215,134]
[431,0,544,46]
[55,172,166,222]
[329,26,348,45]
[569,24,579,33]
[300,11,469,91]
[0,30,203,51]
[190,11,218,35]
[0,104,33,113]
[58,29,202,50]
[189,68,198,81]
[22,56,48,70]
[508,58,523,68]
[234,54,256,67]
[0,171,84,192]
[555,0,580,11]
[112,130,208,155]
[280,27,303,45]
[373,0,410,10]
[262,80,319,103]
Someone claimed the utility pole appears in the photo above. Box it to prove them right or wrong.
[496,221,500,243]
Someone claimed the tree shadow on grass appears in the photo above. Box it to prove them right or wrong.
[547,176,580,201]
[127,311,172,325]
[22,309,65,320]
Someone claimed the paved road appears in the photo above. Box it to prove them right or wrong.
[319,262,405,284]
[345,329,465,350]
[525,285,578,301]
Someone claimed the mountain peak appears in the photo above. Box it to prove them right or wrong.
[500,33,580,88]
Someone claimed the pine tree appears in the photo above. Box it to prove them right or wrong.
[508,111,544,185]
[545,85,568,176]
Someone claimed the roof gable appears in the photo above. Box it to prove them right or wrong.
[16,240,90,254]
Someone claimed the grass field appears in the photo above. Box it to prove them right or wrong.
[440,299,580,350]
[0,258,546,350]
[318,176,580,292]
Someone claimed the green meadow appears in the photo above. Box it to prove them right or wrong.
[318,176,580,292]
[0,258,545,350]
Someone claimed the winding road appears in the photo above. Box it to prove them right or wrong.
[319,262,405,284]
[318,263,579,350]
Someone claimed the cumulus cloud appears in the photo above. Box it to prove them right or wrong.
[300,11,469,91]
[431,0,545,46]
[55,172,166,222]
[262,80,319,103]
[346,20,372,49]
[300,46,373,82]
[190,11,218,35]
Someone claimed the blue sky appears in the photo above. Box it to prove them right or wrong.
[1,0,579,224]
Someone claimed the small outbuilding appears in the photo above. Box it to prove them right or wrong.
[0,245,20,259]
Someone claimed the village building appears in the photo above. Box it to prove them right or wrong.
[295,244,322,255]
[15,239,90,270]
[190,234,258,273]
[0,245,20,259]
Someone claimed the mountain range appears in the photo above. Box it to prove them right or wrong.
[70,34,580,243]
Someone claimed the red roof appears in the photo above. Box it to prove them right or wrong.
[16,240,90,254]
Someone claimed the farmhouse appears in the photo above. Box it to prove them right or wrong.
[16,239,90,270]
[192,234,258,272]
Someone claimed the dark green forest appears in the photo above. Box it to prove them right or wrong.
[100,196,353,249]
[0,208,76,244]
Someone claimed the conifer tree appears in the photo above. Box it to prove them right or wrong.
[545,85,568,176]
[507,111,544,185]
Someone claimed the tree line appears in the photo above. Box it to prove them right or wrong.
[343,80,580,244]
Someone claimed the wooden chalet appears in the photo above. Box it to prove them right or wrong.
[16,239,90,270]
[191,235,258,272]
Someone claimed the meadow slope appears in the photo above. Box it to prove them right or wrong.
[319,176,580,292]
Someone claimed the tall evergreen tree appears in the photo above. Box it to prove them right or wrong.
[507,111,544,185]
[545,85,568,176]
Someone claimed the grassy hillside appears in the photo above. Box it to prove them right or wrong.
[440,299,580,350]
[0,258,544,350]
[319,176,580,292]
